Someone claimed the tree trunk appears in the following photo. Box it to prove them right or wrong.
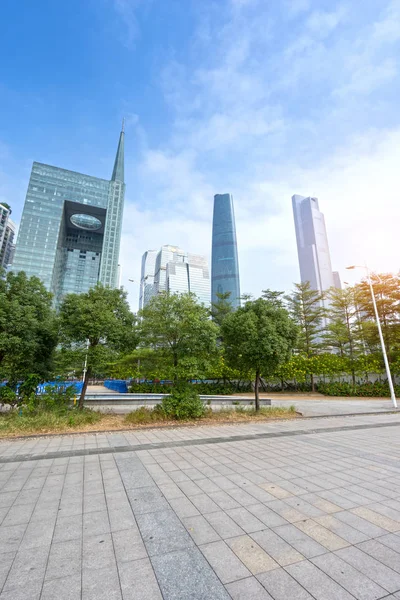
[79,367,90,410]
[255,370,260,412]
[311,373,315,392]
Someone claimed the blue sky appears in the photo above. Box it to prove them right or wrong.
[1,0,400,308]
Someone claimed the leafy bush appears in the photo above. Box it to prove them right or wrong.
[22,385,76,415]
[0,409,101,434]
[124,406,167,424]
[129,381,252,394]
[318,380,400,397]
[160,386,205,420]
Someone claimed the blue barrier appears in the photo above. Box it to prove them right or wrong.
[104,379,128,393]
[1,381,83,394]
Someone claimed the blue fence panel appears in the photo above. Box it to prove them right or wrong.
[104,380,128,393]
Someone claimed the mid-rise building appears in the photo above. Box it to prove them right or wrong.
[292,195,337,295]
[12,125,125,304]
[0,203,16,271]
[139,245,210,308]
[211,193,240,309]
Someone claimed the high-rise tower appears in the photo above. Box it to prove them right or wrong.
[292,194,336,294]
[13,125,125,304]
[211,193,240,309]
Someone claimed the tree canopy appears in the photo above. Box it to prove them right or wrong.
[222,297,298,410]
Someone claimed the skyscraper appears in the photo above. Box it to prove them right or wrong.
[13,125,125,303]
[211,193,240,309]
[0,203,16,270]
[139,245,210,308]
[292,195,336,294]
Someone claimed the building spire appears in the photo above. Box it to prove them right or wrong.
[111,122,125,183]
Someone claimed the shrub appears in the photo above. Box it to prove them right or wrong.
[318,380,400,397]
[124,407,167,424]
[160,386,205,420]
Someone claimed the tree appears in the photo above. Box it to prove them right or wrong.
[59,284,137,408]
[285,282,326,390]
[0,271,58,382]
[355,273,400,362]
[324,287,362,385]
[222,297,297,411]
[211,292,234,327]
[138,292,219,382]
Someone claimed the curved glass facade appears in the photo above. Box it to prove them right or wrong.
[211,193,240,309]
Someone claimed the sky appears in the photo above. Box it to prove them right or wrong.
[1,0,400,309]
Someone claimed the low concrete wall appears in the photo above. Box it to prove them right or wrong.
[84,393,271,410]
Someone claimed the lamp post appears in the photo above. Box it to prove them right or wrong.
[346,265,397,409]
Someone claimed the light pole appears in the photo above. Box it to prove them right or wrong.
[82,338,90,384]
[346,265,397,409]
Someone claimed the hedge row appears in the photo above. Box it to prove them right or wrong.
[317,381,400,397]
[128,382,252,395]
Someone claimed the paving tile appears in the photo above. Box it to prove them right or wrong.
[356,539,400,573]
[200,540,251,583]
[286,559,355,600]
[53,514,83,542]
[41,573,81,600]
[226,507,266,533]
[311,552,387,600]
[378,533,400,553]
[0,524,27,553]
[313,514,369,544]
[260,483,293,498]
[335,511,389,538]
[203,511,245,539]
[226,535,279,574]
[168,496,200,518]
[257,567,314,600]
[126,485,169,515]
[136,509,194,556]
[272,523,327,558]
[335,546,400,593]
[45,539,82,581]
[152,547,230,599]
[351,507,400,532]
[0,552,16,589]
[294,519,350,551]
[0,580,42,600]
[251,529,304,566]
[118,558,162,600]
[182,515,221,545]
[112,528,147,563]
[3,545,49,590]
[246,503,288,528]
[83,533,116,570]
[208,490,241,511]
[226,576,274,599]
[82,564,122,600]
[83,510,110,538]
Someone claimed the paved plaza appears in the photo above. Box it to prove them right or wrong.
[0,413,400,599]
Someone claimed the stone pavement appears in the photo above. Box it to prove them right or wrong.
[0,414,400,599]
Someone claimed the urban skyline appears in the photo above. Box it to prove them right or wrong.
[12,126,125,303]
[139,245,211,308]
[0,203,16,271]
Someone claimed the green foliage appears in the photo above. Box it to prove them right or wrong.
[124,406,167,424]
[22,385,76,415]
[128,381,252,394]
[318,380,400,397]
[59,284,137,406]
[211,292,234,327]
[160,386,206,420]
[138,292,218,382]
[0,408,101,434]
[285,281,326,358]
[0,271,58,381]
[222,297,298,408]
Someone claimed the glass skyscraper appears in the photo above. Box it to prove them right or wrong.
[292,195,337,294]
[0,203,16,270]
[211,193,240,309]
[140,245,211,308]
[13,125,125,304]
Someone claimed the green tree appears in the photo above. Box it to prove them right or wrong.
[285,282,326,390]
[59,284,137,408]
[355,273,400,362]
[0,271,58,382]
[324,287,362,385]
[211,291,234,326]
[138,292,219,382]
[222,297,297,411]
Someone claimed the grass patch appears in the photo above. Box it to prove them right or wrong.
[0,409,102,435]
[123,407,168,425]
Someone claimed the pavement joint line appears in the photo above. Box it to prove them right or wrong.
[0,418,400,464]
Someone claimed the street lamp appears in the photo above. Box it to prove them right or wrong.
[346,265,397,409]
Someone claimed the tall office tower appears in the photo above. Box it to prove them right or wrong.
[139,245,211,308]
[13,125,125,304]
[139,249,157,310]
[333,271,342,290]
[0,203,16,270]
[292,195,336,295]
[211,193,240,309]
